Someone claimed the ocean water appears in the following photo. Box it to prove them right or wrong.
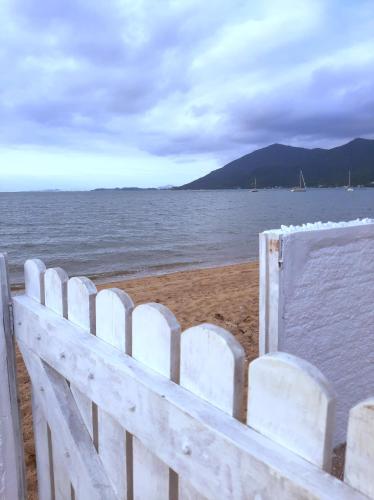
[0,188,373,285]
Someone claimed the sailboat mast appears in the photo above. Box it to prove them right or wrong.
[300,169,306,189]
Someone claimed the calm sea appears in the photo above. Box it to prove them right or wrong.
[1,189,373,285]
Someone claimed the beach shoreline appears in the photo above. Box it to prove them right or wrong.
[10,257,258,291]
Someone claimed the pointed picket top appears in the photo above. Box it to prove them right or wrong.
[345,398,374,497]
[180,323,245,417]
[96,288,134,500]
[24,259,46,304]
[96,288,134,354]
[44,267,68,318]
[68,277,97,333]
[132,302,181,381]
[247,352,335,472]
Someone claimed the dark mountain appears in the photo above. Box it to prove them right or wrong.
[178,138,374,189]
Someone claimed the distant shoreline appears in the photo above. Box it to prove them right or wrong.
[1,185,374,193]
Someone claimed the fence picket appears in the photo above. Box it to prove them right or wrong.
[67,277,97,444]
[344,398,374,497]
[132,303,180,500]
[179,323,245,499]
[24,258,46,304]
[247,351,335,471]
[24,259,54,500]
[45,267,71,500]
[0,253,26,500]
[96,288,134,500]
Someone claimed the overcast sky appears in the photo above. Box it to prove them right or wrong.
[1,0,374,190]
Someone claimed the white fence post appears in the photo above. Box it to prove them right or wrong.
[0,253,26,500]
[345,398,374,498]
[179,323,245,499]
[96,288,134,500]
[25,258,54,500]
[44,267,71,500]
[247,351,335,472]
[132,302,181,500]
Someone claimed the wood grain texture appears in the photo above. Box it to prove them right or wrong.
[13,294,365,500]
[45,266,71,499]
[19,343,116,500]
[345,398,374,497]
[67,277,97,444]
[132,303,181,500]
[247,352,335,472]
[0,253,26,500]
[96,288,134,500]
[24,258,53,500]
[179,323,245,499]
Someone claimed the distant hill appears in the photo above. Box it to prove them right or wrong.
[178,138,374,189]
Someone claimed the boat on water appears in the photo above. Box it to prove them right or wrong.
[251,178,258,192]
[346,170,354,191]
[290,170,306,192]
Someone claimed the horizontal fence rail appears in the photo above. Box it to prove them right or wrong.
[1,254,374,499]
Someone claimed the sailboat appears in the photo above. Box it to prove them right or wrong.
[290,170,306,192]
[251,178,258,192]
[346,170,354,191]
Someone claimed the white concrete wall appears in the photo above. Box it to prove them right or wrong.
[260,220,374,445]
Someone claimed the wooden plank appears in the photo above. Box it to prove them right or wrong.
[179,323,245,499]
[31,391,54,500]
[24,258,46,304]
[19,342,117,500]
[45,267,71,500]
[24,258,53,500]
[67,277,97,444]
[247,352,335,472]
[0,253,26,500]
[132,303,180,500]
[96,288,134,500]
[259,232,281,355]
[45,268,68,318]
[12,294,366,500]
[345,398,374,497]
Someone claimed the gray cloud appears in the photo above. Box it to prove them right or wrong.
[1,0,374,170]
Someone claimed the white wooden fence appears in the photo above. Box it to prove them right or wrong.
[1,252,374,499]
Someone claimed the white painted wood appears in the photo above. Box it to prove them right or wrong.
[31,390,54,500]
[13,294,365,499]
[45,267,68,318]
[247,352,335,472]
[259,232,281,356]
[345,397,374,497]
[24,258,46,304]
[0,253,26,500]
[260,222,374,445]
[179,323,245,499]
[96,288,134,500]
[68,276,97,444]
[45,266,71,499]
[132,303,180,381]
[132,303,180,500]
[24,258,54,499]
[20,342,117,500]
